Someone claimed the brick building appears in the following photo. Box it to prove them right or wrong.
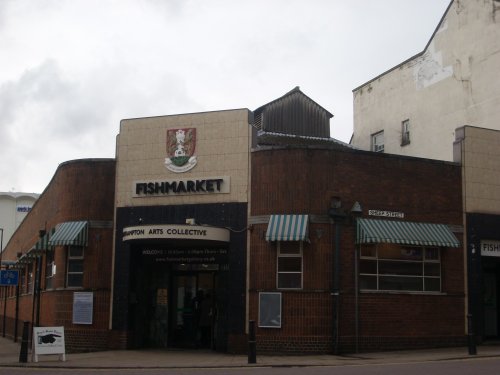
[0,88,466,354]
[247,88,464,353]
[0,159,115,351]
[249,147,464,353]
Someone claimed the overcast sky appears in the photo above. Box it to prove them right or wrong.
[0,0,451,193]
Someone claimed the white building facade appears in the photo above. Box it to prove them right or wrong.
[0,192,39,251]
[351,0,500,161]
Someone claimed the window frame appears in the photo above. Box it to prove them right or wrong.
[401,119,410,146]
[45,250,56,290]
[359,243,441,293]
[276,241,303,290]
[19,267,26,294]
[371,130,385,152]
[66,246,84,288]
[27,262,34,294]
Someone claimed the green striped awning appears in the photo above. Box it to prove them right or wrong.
[48,221,88,247]
[356,218,460,247]
[28,228,55,256]
[266,215,309,241]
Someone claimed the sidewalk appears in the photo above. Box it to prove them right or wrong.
[0,336,499,369]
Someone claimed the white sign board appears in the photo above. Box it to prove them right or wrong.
[481,240,500,257]
[33,326,66,362]
[73,292,94,325]
[368,210,405,219]
[123,224,230,243]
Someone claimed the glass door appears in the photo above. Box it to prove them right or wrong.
[170,272,215,348]
[171,274,197,347]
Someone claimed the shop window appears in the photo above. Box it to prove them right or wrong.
[67,246,84,288]
[371,130,384,152]
[360,243,441,292]
[277,241,303,289]
[45,250,56,290]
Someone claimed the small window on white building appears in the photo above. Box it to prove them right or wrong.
[371,131,384,152]
[401,119,410,146]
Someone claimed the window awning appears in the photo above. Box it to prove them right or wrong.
[28,229,54,256]
[265,215,309,241]
[356,218,460,247]
[48,221,88,247]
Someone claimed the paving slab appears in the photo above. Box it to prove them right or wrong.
[0,336,499,369]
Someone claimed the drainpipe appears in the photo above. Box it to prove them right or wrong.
[328,197,346,355]
[328,199,363,355]
[35,254,42,327]
[14,284,19,342]
[333,221,342,355]
[354,242,359,353]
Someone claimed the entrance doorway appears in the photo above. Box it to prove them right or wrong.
[133,261,218,350]
[481,256,500,340]
[483,272,498,337]
[171,271,215,348]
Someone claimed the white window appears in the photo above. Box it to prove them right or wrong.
[277,241,303,289]
[27,263,34,294]
[401,119,410,146]
[371,131,384,152]
[45,250,56,290]
[359,243,441,292]
[67,246,84,288]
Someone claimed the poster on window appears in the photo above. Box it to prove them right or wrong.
[72,292,93,325]
[259,292,281,328]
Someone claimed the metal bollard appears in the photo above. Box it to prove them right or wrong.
[467,314,477,355]
[19,321,29,363]
[248,320,256,364]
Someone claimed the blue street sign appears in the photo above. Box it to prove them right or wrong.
[0,270,19,286]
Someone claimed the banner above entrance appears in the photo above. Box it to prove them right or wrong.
[122,224,230,243]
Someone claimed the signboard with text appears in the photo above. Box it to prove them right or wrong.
[141,248,228,264]
[73,292,94,325]
[0,270,19,286]
[368,210,405,219]
[33,326,66,362]
[481,240,500,257]
[123,224,230,243]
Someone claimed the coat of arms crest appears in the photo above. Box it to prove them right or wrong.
[165,128,197,173]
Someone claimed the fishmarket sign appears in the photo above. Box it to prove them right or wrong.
[481,240,500,257]
[134,176,230,197]
[123,224,230,242]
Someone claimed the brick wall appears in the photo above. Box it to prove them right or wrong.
[250,147,464,353]
[0,159,115,352]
